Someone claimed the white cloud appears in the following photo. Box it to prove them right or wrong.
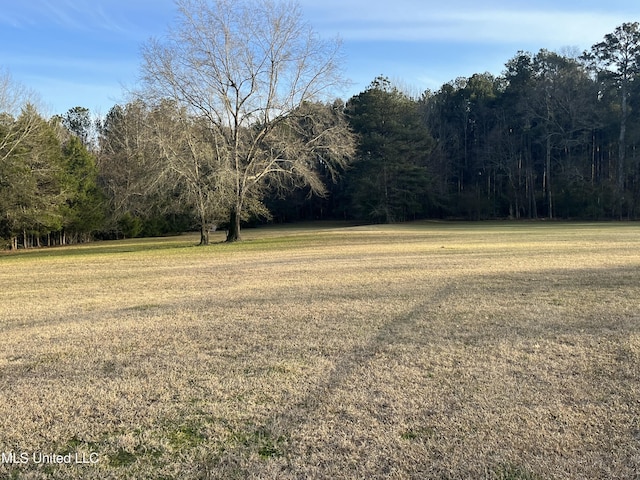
[0,0,170,36]
[303,1,633,48]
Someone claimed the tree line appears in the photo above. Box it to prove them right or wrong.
[0,96,104,249]
[277,23,640,223]
[2,9,640,248]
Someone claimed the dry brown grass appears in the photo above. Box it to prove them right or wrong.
[0,222,639,479]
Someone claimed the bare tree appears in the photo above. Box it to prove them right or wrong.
[140,0,355,241]
[97,101,169,231]
[0,69,42,163]
[147,100,231,245]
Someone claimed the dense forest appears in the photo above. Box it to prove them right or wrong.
[2,21,640,248]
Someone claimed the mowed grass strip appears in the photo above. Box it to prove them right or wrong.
[0,222,639,479]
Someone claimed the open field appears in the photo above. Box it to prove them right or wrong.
[1,222,639,479]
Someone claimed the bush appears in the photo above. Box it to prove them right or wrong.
[118,213,143,238]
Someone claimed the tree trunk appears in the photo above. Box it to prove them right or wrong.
[199,223,209,246]
[546,135,553,219]
[618,80,627,219]
[200,223,209,245]
[226,208,241,242]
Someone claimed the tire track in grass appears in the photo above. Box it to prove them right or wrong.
[217,280,459,476]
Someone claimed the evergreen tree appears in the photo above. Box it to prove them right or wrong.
[584,22,640,218]
[60,135,105,242]
[2,105,69,247]
[345,77,434,223]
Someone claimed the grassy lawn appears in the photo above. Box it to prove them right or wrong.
[1,222,639,479]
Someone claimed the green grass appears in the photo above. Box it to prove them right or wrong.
[1,221,639,479]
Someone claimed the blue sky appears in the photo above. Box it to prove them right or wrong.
[1,0,639,116]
